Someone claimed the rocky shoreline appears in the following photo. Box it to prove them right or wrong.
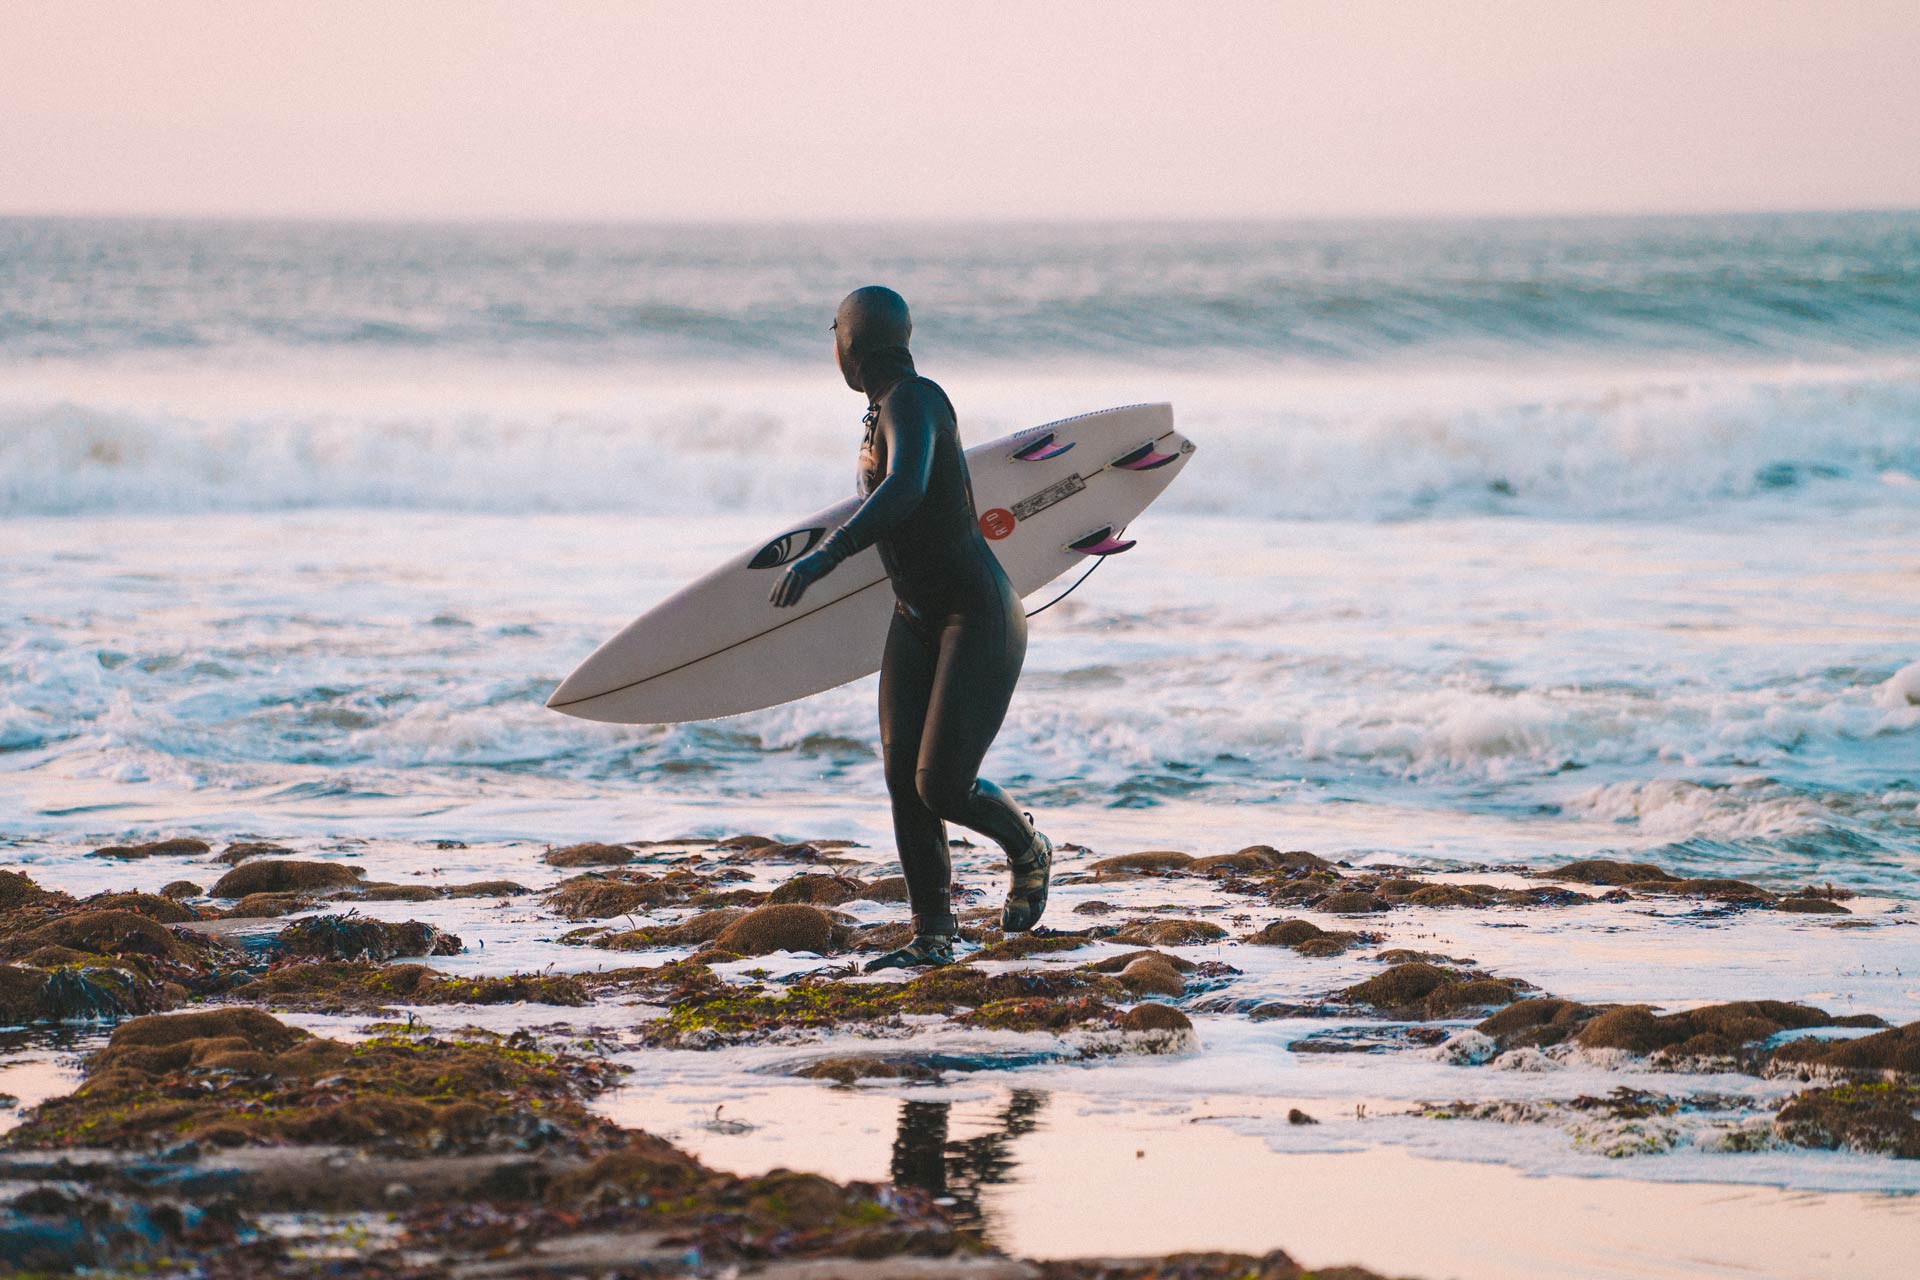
[1,832,1915,1276]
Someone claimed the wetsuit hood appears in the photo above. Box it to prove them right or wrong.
[835,285,915,400]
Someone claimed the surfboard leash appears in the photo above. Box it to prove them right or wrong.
[1024,554,1107,619]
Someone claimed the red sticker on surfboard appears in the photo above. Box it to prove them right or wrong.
[979,508,1016,540]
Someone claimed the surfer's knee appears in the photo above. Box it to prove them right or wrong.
[914,767,975,821]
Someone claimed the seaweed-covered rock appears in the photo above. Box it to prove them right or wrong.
[210,860,363,897]
[215,841,294,865]
[1775,1081,1920,1158]
[1081,949,1198,976]
[545,842,635,868]
[158,881,203,901]
[225,892,316,918]
[1626,878,1775,903]
[75,892,199,924]
[1120,1003,1194,1033]
[599,908,751,951]
[543,877,657,921]
[1341,962,1458,1009]
[353,883,444,903]
[1774,896,1850,915]
[1576,1000,1855,1059]
[1534,859,1677,885]
[0,871,68,911]
[87,837,211,860]
[766,873,867,906]
[1771,1019,1920,1076]
[445,880,530,899]
[710,904,841,956]
[241,962,589,1013]
[2,911,207,965]
[1089,851,1196,876]
[1243,919,1367,956]
[792,1056,937,1085]
[971,934,1094,962]
[270,914,460,962]
[857,875,911,903]
[8,1010,624,1156]
[1317,892,1388,914]
[1475,997,1604,1051]
[1116,954,1186,997]
[1111,919,1227,946]
[0,962,170,1024]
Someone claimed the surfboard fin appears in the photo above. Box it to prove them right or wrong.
[1012,432,1075,462]
[1067,526,1137,556]
[1111,441,1178,471]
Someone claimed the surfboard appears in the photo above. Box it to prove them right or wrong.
[547,402,1193,725]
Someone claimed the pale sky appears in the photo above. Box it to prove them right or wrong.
[3,0,1917,221]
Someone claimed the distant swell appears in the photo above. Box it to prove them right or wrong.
[3,362,1917,520]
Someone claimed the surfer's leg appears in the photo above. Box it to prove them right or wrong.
[878,607,954,931]
[913,605,1036,856]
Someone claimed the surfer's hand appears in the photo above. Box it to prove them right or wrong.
[770,550,833,608]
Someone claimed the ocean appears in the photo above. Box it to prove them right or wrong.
[3,212,1918,889]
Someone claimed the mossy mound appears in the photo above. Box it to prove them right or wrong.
[1774,896,1850,914]
[1120,1003,1193,1034]
[1475,997,1605,1051]
[857,875,911,902]
[75,892,200,924]
[1089,851,1196,876]
[353,882,444,902]
[86,837,211,860]
[1535,859,1677,885]
[445,879,530,898]
[1341,962,1463,1010]
[1115,954,1186,997]
[225,892,316,918]
[1625,877,1775,903]
[270,913,461,962]
[0,870,69,912]
[544,870,712,920]
[1111,918,1228,946]
[158,880,203,900]
[242,962,589,1013]
[1243,919,1368,955]
[0,961,171,1024]
[1771,1019,1920,1076]
[1,910,213,966]
[1193,846,1330,876]
[210,859,364,897]
[971,933,1094,962]
[1082,948,1198,975]
[545,841,636,867]
[1575,1000,1860,1060]
[598,908,750,951]
[1317,892,1388,914]
[766,873,867,906]
[792,1056,938,1085]
[1774,1081,1920,1158]
[215,841,294,865]
[710,904,845,956]
[5,1009,624,1155]
[650,965,1128,1047]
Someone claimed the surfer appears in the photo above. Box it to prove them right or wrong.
[771,285,1052,970]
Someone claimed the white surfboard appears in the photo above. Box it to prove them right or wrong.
[547,403,1193,725]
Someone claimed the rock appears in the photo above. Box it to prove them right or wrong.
[1081,948,1198,975]
[1072,900,1118,915]
[1089,851,1196,876]
[601,908,751,951]
[1421,978,1521,1018]
[1117,955,1186,997]
[766,873,866,906]
[1576,1000,1846,1058]
[1341,962,1456,1009]
[354,883,444,902]
[1242,919,1367,955]
[1400,885,1487,908]
[857,876,911,903]
[1230,845,1332,873]
[792,1057,936,1085]
[1626,877,1774,903]
[215,841,295,865]
[1775,1081,1920,1158]
[77,892,198,924]
[1111,919,1228,946]
[1535,859,1677,885]
[2,910,207,964]
[711,904,839,956]
[0,962,168,1024]
[1317,892,1388,914]
[270,914,461,962]
[87,838,210,860]
[445,880,531,899]
[1774,897,1850,914]
[543,878,658,920]
[1287,1108,1318,1125]
[226,892,316,918]
[1771,1019,1920,1076]
[241,962,589,1013]
[158,881,203,900]
[1474,998,1603,1051]
[1120,1003,1193,1033]
[545,842,635,868]
[970,934,1093,961]
[0,870,65,910]
[210,860,363,897]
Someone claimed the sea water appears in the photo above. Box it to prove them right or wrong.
[3,213,1915,888]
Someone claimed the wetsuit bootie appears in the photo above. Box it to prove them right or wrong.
[1001,828,1053,933]
[864,912,959,973]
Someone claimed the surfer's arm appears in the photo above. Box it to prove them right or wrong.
[772,389,935,607]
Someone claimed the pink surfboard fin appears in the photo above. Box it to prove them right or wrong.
[1067,526,1137,556]
[1111,441,1178,471]
[1012,432,1075,462]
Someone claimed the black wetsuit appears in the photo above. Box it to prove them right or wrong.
[770,287,1042,940]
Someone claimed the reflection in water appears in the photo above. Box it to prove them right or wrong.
[889,1090,1047,1240]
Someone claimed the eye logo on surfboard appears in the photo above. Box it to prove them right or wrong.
[748,527,827,569]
